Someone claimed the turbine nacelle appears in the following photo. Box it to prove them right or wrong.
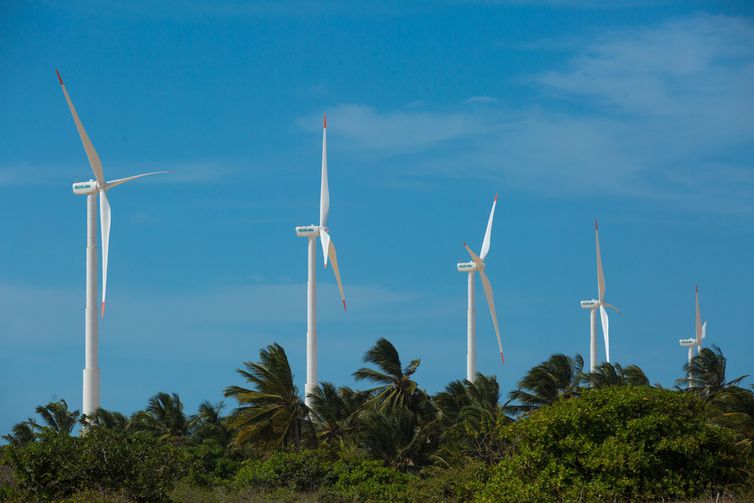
[457,261,478,272]
[295,225,320,238]
[580,299,598,309]
[72,180,99,195]
[679,338,696,347]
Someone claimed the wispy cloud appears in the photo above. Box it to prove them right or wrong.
[299,104,484,153]
[0,160,233,187]
[301,14,754,214]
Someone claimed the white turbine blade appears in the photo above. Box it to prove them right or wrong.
[326,237,347,311]
[320,228,331,268]
[107,171,168,189]
[56,70,105,186]
[702,321,707,340]
[599,304,609,362]
[479,193,498,261]
[595,220,605,302]
[478,269,504,365]
[695,285,703,345]
[99,190,111,318]
[319,114,329,227]
[463,244,485,270]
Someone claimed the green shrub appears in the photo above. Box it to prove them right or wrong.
[477,386,746,502]
[234,449,336,491]
[183,440,241,487]
[324,459,414,502]
[7,429,181,502]
[406,462,490,502]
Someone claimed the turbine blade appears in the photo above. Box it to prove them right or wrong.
[99,190,111,318]
[479,193,498,261]
[599,304,609,363]
[605,303,622,314]
[320,228,331,268]
[463,244,485,270]
[478,269,504,365]
[695,285,703,345]
[702,321,707,340]
[106,171,168,189]
[56,70,105,186]
[595,220,606,302]
[326,237,347,311]
[319,114,329,227]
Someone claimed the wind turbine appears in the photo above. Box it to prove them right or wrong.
[580,220,620,373]
[457,194,503,382]
[680,285,707,387]
[694,285,707,354]
[56,70,165,418]
[295,114,346,409]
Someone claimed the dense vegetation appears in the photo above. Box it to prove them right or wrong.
[1,340,752,502]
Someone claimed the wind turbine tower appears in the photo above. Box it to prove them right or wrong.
[580,220,620,373]
[457,194,504,382]
[56,70,165,417]
[295,114,346,409]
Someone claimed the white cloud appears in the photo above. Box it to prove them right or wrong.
[301,14,754,213]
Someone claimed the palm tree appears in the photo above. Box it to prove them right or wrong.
[711,385,754,446]
[584,362,650,388]
[508,354,584,415]
[34,399,80,434]
[2,419,38,446]
[358,407,439,471]
[82,408,130,430]
[435,374,510,463]
[679,346,748,396]
[191,401,232,446]
[308,382,368,446]
[224,343,309,450]
[131,392,190,442]
[353,338,432,418]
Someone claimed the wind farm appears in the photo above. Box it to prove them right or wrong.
[1,2,753,502]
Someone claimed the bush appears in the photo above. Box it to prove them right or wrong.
[326,459,414,502]
[7,429,181,502]
[477,386,746,502]
[406,462,490,502]
[234,449,336,492]
[183,440,241,488]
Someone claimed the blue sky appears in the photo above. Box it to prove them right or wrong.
[1,0,753,435]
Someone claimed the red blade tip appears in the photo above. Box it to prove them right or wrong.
[500,351,505,364]
[100,301,106,318]
[55,69,63,85]
[323,113,327,128]
[342,299,347,311]
[494,193,499,202]
[695,284,698,293]
[595,219,599,230]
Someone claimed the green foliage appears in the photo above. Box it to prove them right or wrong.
[584,361,650,388]
[325,459,414,502]
[507,353,583,415]
[405,462,491,502]
[478,386,746,502]
[129,392,190,442]
[680,345,748,395]
[6,428,181,502]
[224,343,310,450]
[183,439,241,488]
[353,337,432,419]
[234,449,337,492]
